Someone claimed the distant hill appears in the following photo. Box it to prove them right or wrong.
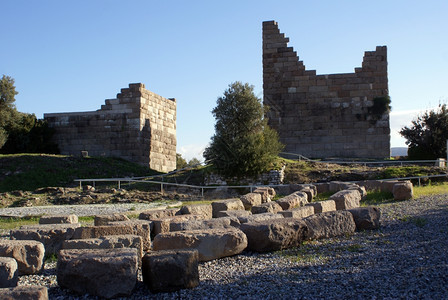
[391,147,408,157]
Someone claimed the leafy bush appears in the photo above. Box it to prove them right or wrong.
[400,104,448,159]
[204,82,283,178]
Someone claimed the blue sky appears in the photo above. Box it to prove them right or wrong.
[2,0,447,160]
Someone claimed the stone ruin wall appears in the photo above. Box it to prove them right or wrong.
[44,83,176,173]
[263,21,390,159]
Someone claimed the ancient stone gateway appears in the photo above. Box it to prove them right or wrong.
[263,21,390,159]
[44,83,176,172]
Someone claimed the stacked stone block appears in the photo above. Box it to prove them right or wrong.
[263,21,390,159]
[44,83,176,172]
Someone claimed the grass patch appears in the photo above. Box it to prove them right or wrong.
[399,215,428,227]
[414,182,448,198]
[45,253,58,263]
[380,166,428,179]
[313,191,333,202]
[0,216,40,230]
[0,154,158,192]
[277,242,329,264]
[412,217,428,227]
[78,216,95,223]
[361,190,394,206]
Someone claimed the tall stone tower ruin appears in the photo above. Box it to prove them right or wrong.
[263,21,390,159]
[44,83,176,172]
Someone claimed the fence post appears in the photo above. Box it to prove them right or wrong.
[161,183,164,195]
[118,181,121,189]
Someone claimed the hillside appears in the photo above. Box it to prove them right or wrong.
[0,154,159,193]
[0,154,446,208]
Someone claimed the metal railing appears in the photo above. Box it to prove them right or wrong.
[279,152,446,167]
[75,173,448,197]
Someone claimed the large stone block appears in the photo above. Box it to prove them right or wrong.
[0,240,45,275]
[330,189,361,210]
[152,215,206,237]
[276,191,308,210]
[392,181,413,200]
[0,257,18,288]
[10,224,79,255]
[381,180,401,193]
[57,248,138,299]
[0,286,48,300]
[240,218,308,252]
[348,207,381,230]
[180,204,213,219]
[94,214,130,226]
[304,211,356,240]
[139,208,180,221]
[238,212,284,224]
[153,228,247,261]
[306,200,336,213]
[211,199,245,218]
[253,187,276,203]
[216,210,251,219]
[278,205,314,219]
[169,217,239,232]
[329,181,355,192]
[62,235,143,264]
[39,214,78,224]
[71,222,151,251]
[240,193,262,210]
[251,201,283,214]
[142,249,199,293]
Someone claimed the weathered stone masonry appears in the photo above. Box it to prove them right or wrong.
[263,21,390,158]
[44,83,176,172]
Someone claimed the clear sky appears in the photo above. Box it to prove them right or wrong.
[2,0,447,161]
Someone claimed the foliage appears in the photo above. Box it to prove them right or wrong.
[188,157,201,167]
[368,96,391,116]
[176,153,188,169]
[400,104,448,159]
[0,75,58,153]
[0,75,18,109]
[204,82,284,178]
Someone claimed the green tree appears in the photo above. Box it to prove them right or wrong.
[176,153,188,169]
[0,75,58,153]
[187,157,201,167]
[0,75,19,149]
[0,75,18,109]
[204,81,283,178]
[400,104,448,159]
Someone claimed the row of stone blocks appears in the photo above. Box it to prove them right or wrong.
[0,180,412,298]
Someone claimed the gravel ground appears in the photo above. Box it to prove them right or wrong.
[0,202,180,218]
[15,194,448,299]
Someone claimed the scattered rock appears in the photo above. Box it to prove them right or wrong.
[153,228,248,262]
[304,211,356,240]
[0,240,45,275]
[57,248,138,299]
[240,218,308,252]
[0,257,18,288]
[142,249,199,293]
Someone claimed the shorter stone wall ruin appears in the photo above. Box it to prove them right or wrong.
[44,83,176,173]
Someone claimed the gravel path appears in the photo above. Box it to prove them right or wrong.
[0,202,181,217]
[16,194,448,299]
